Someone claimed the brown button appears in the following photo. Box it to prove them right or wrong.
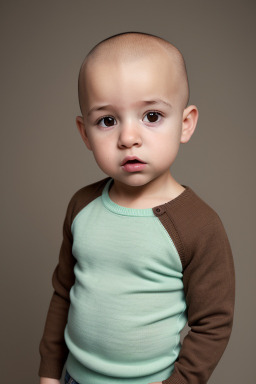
[154,207,163,215]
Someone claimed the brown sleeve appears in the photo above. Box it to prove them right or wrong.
[38,178,110,379]
[154,188,235,384]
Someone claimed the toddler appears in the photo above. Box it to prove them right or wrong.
[39,32,235,384]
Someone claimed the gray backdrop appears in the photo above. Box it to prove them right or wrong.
[1,1,255,383]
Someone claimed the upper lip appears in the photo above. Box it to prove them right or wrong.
[121,156,146,166]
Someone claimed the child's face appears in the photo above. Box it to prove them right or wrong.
[77,52,197,189]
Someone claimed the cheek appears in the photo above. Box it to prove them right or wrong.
[90,138,114,164]
[153,129,181,149]
[90,149,111,174]
[153,132,181,162]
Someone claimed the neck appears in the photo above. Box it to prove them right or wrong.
[109,173,185,209]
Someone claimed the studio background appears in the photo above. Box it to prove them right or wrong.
[1,1,255,383]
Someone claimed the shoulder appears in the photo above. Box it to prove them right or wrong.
[177,186,222,226]
[156,185,223,230]
[65,177,111,226]
[154,186,231,268]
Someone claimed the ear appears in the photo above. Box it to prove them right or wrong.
[76,116,92,150]
[180,105,199,144]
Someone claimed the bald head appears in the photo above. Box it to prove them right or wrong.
[78,32,189,115]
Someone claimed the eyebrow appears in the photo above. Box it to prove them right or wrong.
[87,99,172,117]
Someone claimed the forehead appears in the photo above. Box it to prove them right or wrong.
[83,52,181,111]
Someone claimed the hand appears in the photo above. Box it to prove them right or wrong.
[40,378,61,384]
[148,382,162,384]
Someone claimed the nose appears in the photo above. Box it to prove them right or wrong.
[117,121,142,149]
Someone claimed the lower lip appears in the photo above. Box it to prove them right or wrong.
[122,163,147,172]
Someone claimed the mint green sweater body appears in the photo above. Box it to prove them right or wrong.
[64,179,187,384]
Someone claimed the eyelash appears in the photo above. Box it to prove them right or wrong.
[96,111,164,127]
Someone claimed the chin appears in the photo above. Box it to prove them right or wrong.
[112,174,154,188]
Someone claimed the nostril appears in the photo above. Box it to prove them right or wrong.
[119,141,141,149]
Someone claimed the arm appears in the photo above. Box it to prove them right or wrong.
[39,202,76,379]
[38,178,109,380]
[153,188,235,384]
[163,216,235,384]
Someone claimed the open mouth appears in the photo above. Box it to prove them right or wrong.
[121,157,146,166]
[121,157,147,172]
[124,159,144,165]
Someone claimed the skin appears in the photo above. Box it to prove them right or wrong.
[76,50,198,209]
[40,35,198,384]
[78,33,190,114]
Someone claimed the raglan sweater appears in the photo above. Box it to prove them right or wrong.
[39,177,235,384]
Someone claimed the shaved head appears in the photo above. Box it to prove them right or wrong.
[78,32,190,115]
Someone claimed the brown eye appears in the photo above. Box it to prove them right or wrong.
[144,112,161,123]
[98,116,116,127]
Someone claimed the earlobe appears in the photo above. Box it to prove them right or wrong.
[76,116,92,150]
[180,105,199,144]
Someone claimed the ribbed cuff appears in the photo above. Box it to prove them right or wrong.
[38,359,64,380]
[162,371,187,384]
